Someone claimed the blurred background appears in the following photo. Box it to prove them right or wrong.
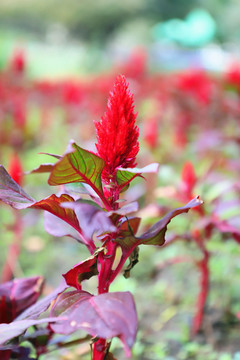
[1,1,240,360]
[0,0,240,77]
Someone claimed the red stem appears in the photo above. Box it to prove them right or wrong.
[93,240,116,359]
[92,182,124,359]
[192,232,209,335]
[108,239,140,285]
[92,339,109,360]
[1,209,23,283]
[98,240,117,294]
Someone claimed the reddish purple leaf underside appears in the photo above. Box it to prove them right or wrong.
[16,280,68,321]
[50,290,137,356]
[62,201,117,239]
[0,317,63,345]
[116,196,203,251]
[0,277,44,324]
[0,165,35,209]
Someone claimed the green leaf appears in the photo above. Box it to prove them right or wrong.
[116,163,159,188]
[48,142,105,195]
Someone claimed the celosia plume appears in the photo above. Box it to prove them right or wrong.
[95,75,139,182]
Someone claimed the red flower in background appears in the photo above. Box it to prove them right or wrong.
[10,49,26,75]
[181,161,197,199]
[176,70,213,105]
[225,64,240,93]
[8,153,24,186]
[144,116,158,149]
[118,48,147,80]
[181,161,204,216]
[95,75,139,182]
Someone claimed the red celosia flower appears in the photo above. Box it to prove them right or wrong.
[8,152,23,186]
[95,75,139,182]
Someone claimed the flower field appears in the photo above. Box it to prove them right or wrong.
[1,50,240,359]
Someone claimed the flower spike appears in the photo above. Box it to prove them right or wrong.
[95,75,139,183]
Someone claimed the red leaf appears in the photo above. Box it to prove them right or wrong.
[119,217,141,235]
[27,163,54,174]
[32,194,80,233]
[63,255,98,290]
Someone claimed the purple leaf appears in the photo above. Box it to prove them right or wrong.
[0,317,62,345]
[139,196,203,245]
[118,163,159,174]
[16,281,67,321]
[0,166,93,247]
[50,290,137,356]
[43,212,83,242]
[108,202,139,216]
[0,277,44,323]
[211,217,240,243]
[62,201,117,239]
[0,345,31,360]
[0,167,80,232]
[48,141,106,196]
[0,165,35,209]
[116,196,203,250]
